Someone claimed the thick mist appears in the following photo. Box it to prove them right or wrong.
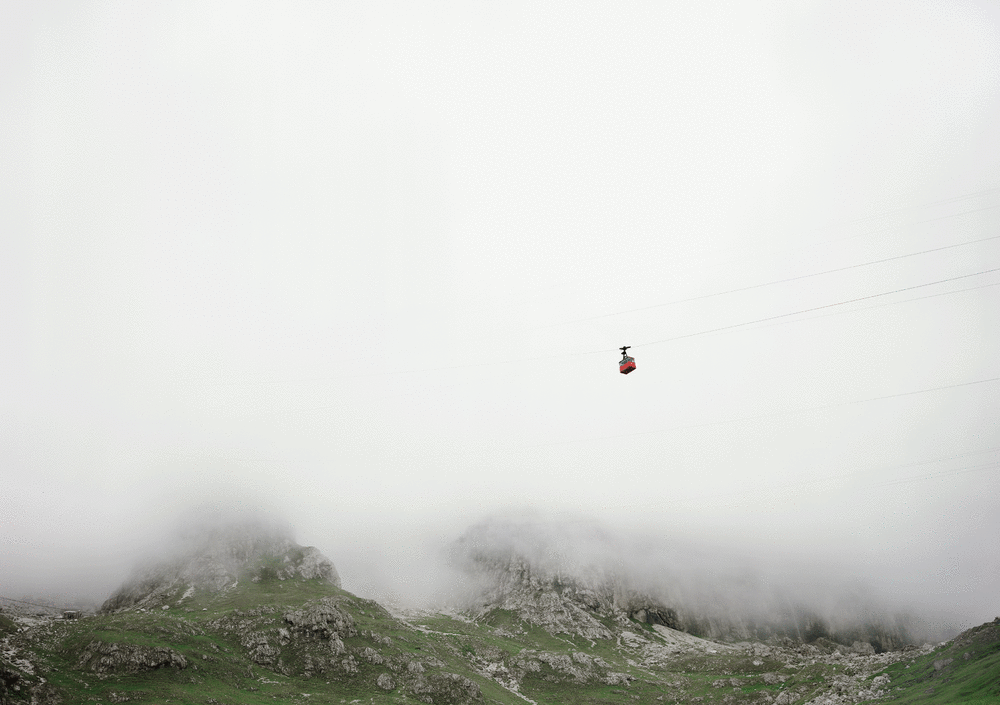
[3,0,999,644]
[336,509,966,644]
[0,480,989,647]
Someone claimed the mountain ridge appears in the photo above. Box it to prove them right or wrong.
[1,516,994,704]
[449,515,925,653]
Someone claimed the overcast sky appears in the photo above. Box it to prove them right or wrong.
[2,1,999,629]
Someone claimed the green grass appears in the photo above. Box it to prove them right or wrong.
[180,577,345,616]
[7,584,998,705]
[0,613,19,636]
[11,582,524,705]
[871,639,1000,704]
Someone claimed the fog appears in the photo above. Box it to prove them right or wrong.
[3,1,999,637]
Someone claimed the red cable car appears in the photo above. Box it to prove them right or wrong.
[619,346,636,375]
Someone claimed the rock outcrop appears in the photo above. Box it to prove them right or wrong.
[409,672,484,704]
[200,596,483,702]
[76,640,189,674]
[281,597,358,657]
[0,659,22,705]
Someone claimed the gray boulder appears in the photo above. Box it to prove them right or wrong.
[76,641,188,674]
[409,672,484,704]
[283,598,357,641]
[851,640,876,655]
[376,673,396,691]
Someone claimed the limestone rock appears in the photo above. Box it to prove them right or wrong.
[851,641,876,655]
[275,546,338,582]
[283,598,357,641]
[26,682,63,705]
[933,657,954,670]
[603,672,634,686]
[240,633,279,666]
[713,677,744,688]
[76,640,188,674]
[376,673,396,691]
[409,672,484,704]
[0,659,23,704]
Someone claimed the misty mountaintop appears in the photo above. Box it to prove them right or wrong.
[449,514,929,653]
[100,512,340,614]
[3,510,997,705]
[98,510,942,650]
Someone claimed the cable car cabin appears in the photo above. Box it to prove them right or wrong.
[618,345,636,374]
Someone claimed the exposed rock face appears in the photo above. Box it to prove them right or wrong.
[0,659,22,705]
[450,515,926,652]
[629,606,681,629]
[464,554,622,641]
[76,640,188,674]
[101,517,340,613]
[24,682,62,705]
[450,517,686,641]
[409,672,483,704]
[283,598,357,644]
[508,648,629,686]
[281,546,336,581]
[951,615,1000,652]
[198,596,482,702]
[852,640,876,655]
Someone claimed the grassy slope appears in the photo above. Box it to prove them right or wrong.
[4,580,963,705]
[5,580,527,705]
[870,622,1000,705]
[0,613,18,637]
[405,610,849,705]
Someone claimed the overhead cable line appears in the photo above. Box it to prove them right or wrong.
[545,234,1000,328]
[726,279,1000,337]
[196,192,1000,391]
[243,268,1000,396]
[521,187,1000,314]
[633,266,1000,349]
[669,446,1000,508]
[530,375,1000,448]
[362,267,1000,371]
[696,193,1000,277]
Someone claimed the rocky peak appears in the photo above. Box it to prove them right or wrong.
[101,513,340,613]
[449,516,678,639]
[447,515,923,651]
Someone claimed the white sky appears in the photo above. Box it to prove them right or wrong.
[2,1,999,628]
